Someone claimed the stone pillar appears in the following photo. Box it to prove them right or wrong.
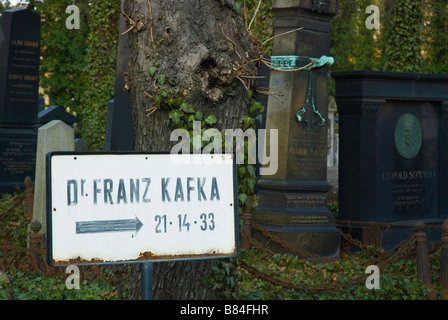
[33,120,74,236]
[253,0,340,258]
[327,96,337,167]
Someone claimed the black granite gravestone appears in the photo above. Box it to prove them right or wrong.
[104,0,134,152]
[333,71,448,247]
[0,8,40,194]
[0,8,40,125]
[38,105,77,126]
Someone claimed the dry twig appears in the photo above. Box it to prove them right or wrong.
[248,0,262,31]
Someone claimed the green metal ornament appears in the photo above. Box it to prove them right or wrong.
[271,55,334,127]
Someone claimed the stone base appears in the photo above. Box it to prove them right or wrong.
[253,224,341,259]
[253,178,341,259]
[327,166,338,190]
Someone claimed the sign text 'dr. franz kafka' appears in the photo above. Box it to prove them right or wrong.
[66,177,221,206]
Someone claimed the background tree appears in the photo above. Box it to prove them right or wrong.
[422,0,448,74]
[330,0,358,71]
[24,0,120,150]
[330,0,448,75]
[36,0,89,118]
[0,1,12,12]
[78,1,120,150]
[382,0,424,72]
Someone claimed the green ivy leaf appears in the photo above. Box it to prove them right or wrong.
[240,115,255,130]
[246,165,256,177]
[205,114,217,126]
[187,115,196,124]
[173,97,183,107]
[180,102,196,114]
[238,166,247,178]
[148,66,157,76]
[247,178,256,193]
[195,111,203,121]
[168,110,183,125]
[238,193,247,204]
[156,74,166,86]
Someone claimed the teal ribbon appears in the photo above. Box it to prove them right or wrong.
[271,55,334,126]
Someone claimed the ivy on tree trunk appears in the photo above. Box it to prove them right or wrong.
[79,1,121,151]
[381,0,423,72]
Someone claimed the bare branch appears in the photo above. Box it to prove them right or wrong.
[256,89,285,103]
[141,89,155,100]
[257,82,289,91]
[248,0,262,31]
[145,107,158,117]
[237,76,250,91]
[235,57,263,73]
[221,26,242,61]
[147,0,157,54]
[120,10,136,36]
[239,74,266,79]
[262,27,304,46]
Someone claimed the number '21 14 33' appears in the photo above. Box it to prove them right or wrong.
[154,213,215,233]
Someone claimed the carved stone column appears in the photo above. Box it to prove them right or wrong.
[253,0,340,258]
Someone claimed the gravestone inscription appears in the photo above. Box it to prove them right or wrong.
[376,100,439,222]
[0,8,41,194]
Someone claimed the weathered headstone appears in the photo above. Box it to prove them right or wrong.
[104,0,134,152]
[333,70,448,247]
[0,8,41,194]
[33,120,74,236]
[253,0,340,258]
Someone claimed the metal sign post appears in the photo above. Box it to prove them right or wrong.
[141,262,153,300]
[46,152,239,298]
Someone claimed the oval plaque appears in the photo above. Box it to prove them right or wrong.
[394,113,422,159]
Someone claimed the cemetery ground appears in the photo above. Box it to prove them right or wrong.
[0,189,445,300]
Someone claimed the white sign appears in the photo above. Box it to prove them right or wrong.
[47,153,238,266]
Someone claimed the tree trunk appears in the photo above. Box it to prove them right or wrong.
[123,0,261,300]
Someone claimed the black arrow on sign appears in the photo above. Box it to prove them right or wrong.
[76,217,143,234]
